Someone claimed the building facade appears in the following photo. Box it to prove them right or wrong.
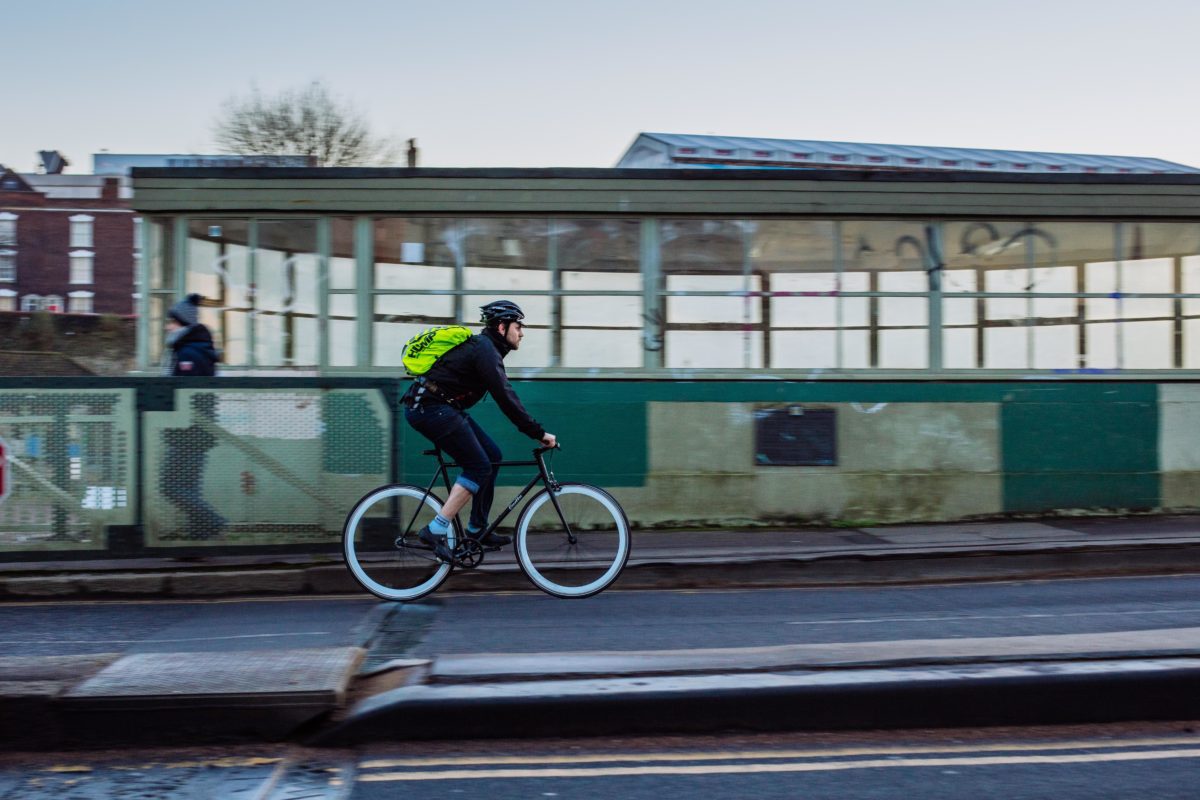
[0,167,137,315]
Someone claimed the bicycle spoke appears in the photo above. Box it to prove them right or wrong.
[343,485,455,601]
[516,483,629,598]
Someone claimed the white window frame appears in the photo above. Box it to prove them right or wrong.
[69,214,94,248]
[21,294,42,312]
[44,294,63,313]
[0,289,15,312]
[0,250,14,282]
[68,290,94,314]
[0,212,16,247]
[69,249,94,284]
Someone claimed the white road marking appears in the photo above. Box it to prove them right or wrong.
[788,608,1200,625]
[358,747,1200,782]
[358,736,1197,769]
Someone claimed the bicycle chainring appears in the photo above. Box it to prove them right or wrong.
[454,538,485,569]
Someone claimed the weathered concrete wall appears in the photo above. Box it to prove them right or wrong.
[622,402,1001,526]
[1160,384,1200,512]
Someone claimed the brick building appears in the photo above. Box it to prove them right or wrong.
[0,160,136,315]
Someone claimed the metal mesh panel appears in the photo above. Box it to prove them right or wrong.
[0,389,135,551]
[144,387,390,545]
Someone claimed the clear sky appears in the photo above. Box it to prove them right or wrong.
[5,0,1200,172]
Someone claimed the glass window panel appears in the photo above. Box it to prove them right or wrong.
[841,330,870,368]
[771,330,838,368]
[1184,320,1200,368]
[1086,322,1118,369]
[840,272,870,327]
[222,311,248,366]
[666,275,760,324]
[330,257,356,292]
[1032,325,1078,369]
[879,329,927,368]
[878,273,927,327]
[330,218,356,290]
[1123,321,1173,368]
[329,319,355,367]
[771,273,838,328]
[985,269,1028,320]
[556,219,639,272]
[984,327,1029,368]
[561,330,642,368]
[1120,258,1173,319]
[748,219,837,282]
[1030,267,1078,318]
[942,268,977,295]
[148,218,173,291]
[564,281,648,326]
[943,328,977,368]
[840,220,929,285]
[1183,255,1200,316]
[463,218,549,274]
[943,297,977,326]
[1086,261,1119,320]
[187,219,250,312]
[255,220,318,367]
[661,220,744,274]
[665,331,763,369]
[374,218,458,290]
[329,292,358,366]
[555,222,642,368]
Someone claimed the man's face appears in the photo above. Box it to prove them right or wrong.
[501,320,524,350]
[166,318,182,333]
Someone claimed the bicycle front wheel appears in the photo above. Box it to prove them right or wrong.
[343,484,457,602]
[515,483,630,598]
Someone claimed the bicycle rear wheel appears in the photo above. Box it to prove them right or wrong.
[515,483,630,598]
[342,484,457,601]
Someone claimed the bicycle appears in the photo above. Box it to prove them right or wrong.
[342,446,631,601]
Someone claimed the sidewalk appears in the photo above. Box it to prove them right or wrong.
[4,513,1200,599]
[5,513,1200,748]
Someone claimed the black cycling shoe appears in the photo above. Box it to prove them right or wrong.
[468,528,512,548]
[417,525,454,562]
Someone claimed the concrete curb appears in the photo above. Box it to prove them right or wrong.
[313,657,1200,744]
[3,541,1200,600]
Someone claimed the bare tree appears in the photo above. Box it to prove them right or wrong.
[213,81,396,167]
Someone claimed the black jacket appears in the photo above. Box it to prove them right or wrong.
[171,324,219,377]
[415,328,545,440]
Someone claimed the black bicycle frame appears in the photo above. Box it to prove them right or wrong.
[411,446,573,541]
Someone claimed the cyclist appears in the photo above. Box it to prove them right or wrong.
[402,300,557,560]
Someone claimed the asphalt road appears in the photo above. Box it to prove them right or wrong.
[2,723,1198,799]
[5,574,1200,660]
[407,574,1200,656]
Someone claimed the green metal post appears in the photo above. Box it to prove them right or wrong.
[640,219,663,370]
[317,217,331,371]
[355,217,373,367]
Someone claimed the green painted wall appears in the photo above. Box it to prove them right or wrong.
[398,379,1167,522]
[999,384,1160,512]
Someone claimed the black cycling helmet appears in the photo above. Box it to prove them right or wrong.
[480,299,525,327]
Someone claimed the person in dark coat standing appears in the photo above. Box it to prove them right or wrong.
[159,294,225,539]
[162,293,219,376]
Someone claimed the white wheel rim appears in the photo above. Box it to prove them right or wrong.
[344,485,454,601]
[516,485,628,597]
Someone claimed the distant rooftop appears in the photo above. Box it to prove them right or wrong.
[93,153,316,175]
[617,133,1200,175]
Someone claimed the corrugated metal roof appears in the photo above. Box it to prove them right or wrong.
[622,133,1200,174]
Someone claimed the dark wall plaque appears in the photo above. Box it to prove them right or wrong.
[754,406,837,466]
